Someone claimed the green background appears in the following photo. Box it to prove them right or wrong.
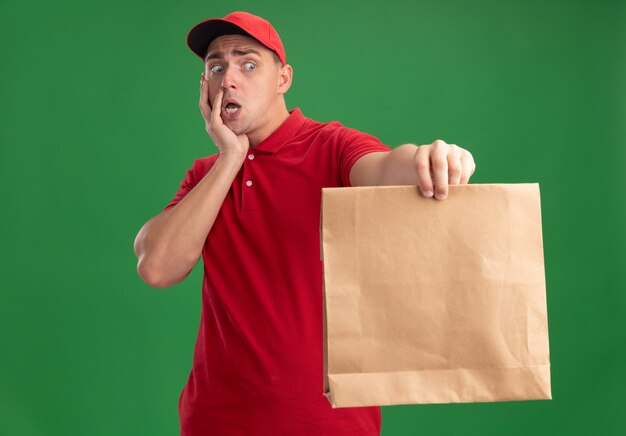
[1,0,624,434]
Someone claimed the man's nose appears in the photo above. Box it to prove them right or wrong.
[220,66,239,90]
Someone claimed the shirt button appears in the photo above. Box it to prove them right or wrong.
[248,154,255,160]
[246,180,253,187]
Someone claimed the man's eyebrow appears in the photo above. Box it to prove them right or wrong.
[204,48,262,62]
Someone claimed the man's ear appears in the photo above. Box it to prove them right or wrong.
[277,64,293,95]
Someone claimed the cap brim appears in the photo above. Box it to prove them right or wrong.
[187,19,251,60]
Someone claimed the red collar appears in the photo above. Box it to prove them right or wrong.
[252,108,307,154]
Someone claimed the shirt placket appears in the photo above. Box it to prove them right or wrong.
[240,152,256,216]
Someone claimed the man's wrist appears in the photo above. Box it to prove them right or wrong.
[216,150,247,171]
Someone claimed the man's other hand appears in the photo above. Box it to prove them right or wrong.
[350,140,476,198]
[414,139,475,200]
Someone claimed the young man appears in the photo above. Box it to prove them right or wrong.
[134,11,475,435]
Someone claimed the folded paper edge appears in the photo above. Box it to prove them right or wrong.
[325,365,552,408]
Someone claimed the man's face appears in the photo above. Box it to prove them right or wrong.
[204,34,286,137]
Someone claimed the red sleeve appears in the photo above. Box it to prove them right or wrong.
[163,156,218,211]
[337,127,391,187]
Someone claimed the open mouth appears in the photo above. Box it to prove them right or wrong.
[224,102,240,113]
[222,100,242,116]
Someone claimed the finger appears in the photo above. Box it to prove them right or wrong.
[459,150,476,184]
[415,145,434,197]
[431,139,449,200]
[447,144,463,186]
[199,74,211,119]
[211,88,224,125]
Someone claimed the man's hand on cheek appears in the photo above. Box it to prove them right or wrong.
[199,73,249,159]
[414,139,476,200]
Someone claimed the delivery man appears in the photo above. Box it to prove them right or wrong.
[134,11,475,435]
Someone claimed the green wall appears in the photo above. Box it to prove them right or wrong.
[1,0,624,434]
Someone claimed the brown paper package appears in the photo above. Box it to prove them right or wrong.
[321,184,551,407]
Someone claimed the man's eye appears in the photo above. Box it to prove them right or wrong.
[244,62,256,71]
[210,65,223,74]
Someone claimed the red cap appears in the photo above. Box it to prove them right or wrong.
[186,11,286,64]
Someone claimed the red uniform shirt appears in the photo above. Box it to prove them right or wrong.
[165,108,391,435]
